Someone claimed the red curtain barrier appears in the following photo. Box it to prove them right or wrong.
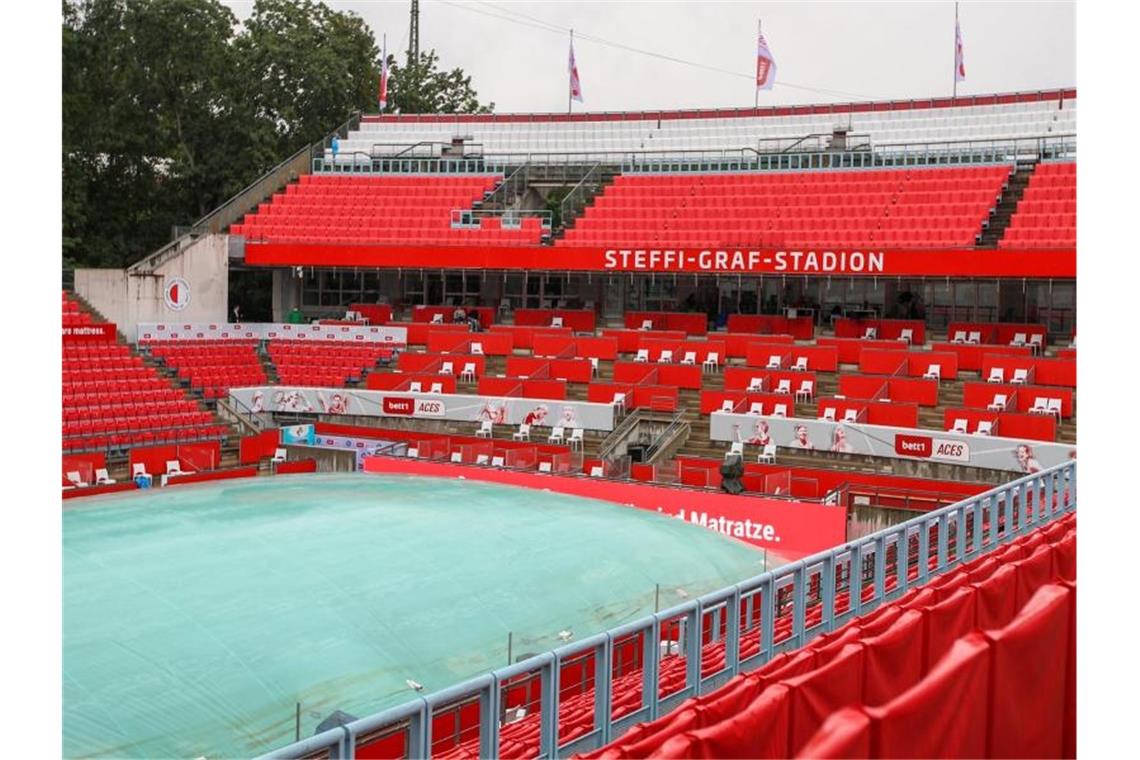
[275,459,318,474]
[487,325,572,350]
[166,466,259,487]
[426,330,513,355]
[397,352,486,376]
[361,456,849,559]
[411,305,496,325]
[348,304,392,325]
[981,356,1076,388]
[835,318,926,343]
[722,332,795,357]
[624,311,708,335]
[723,367,818,394]
[245,242,1077,279]
[726,315,814,340]
[817,337,907,364]
[945,321,1048,346]
[367,373,458,393]
[638,339,726,364]
[397,322,467,346]
[62,453,107,484]
[239,429,279,465]
[745,343,839,372]
[62,482,138,499]
[599,328,688,353]
[928,342,1034,371]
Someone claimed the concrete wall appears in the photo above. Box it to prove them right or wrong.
[75,234,229,341]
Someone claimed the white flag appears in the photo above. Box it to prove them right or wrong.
[756,30,777,91]
[569,39,583,102]
[955,19,966,82]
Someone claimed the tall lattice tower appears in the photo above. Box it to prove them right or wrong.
[407,0,420,70]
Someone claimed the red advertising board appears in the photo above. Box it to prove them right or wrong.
[63,323,117,341]
[246,243,1075,279]
[362,456,849,560]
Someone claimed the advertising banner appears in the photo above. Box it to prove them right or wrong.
[362,456,848,560]
[229,386,617,431]
[280,424,316,445]
[245,242,1075,279]
[63,323,117,341]
[710,411,1075,474]
[136,322,408,345]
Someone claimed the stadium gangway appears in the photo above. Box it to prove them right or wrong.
[258,460,1076,760]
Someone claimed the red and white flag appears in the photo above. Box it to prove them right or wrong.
[569,38,583,103]
[954,18,966,82]
[378,40,390,111]
[756,30,777,91]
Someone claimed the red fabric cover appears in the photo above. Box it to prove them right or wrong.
[655,684,791,759]
[783,643,865,755]
[1062,581,1077,759]
[811,626,863,664]
[930,568,969,602]
[1053,533,1076,582]
[861,609,924,706]
[965,556,999,583]
[794,707,872,759]
[898,587,936,611]
[983,583,1073,758]
[922,586,977,670]
[757,648,817,682]
[970,564,1019,630]
[1015,544,1056,608]
[855,604,903,638]
[867,633,991,758]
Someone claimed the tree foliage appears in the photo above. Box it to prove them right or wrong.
[63,0,494,269]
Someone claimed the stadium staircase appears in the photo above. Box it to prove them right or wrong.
[977,160,1036,247]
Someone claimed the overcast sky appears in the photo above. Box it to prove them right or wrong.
[223,0,1075,113]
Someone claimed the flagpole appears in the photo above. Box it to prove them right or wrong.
[569,29,574,115]
[953,3,958,98]
[754,19,761,109]
[381,33,387,113]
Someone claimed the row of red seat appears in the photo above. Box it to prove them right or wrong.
[998,162,1075,248]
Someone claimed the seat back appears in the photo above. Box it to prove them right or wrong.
[776,379,791,392]
[430,383,443,393]
[774,404,788,417]
[749,402,763,414]
[132,463,147,476]
[492,456,505,466]
[590,465,604,477]
[166,459,181,474]
[480,420,492,433]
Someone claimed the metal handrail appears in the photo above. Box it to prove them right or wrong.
[259,460,1075,760]
[642,407,691,462]
[559,163,605,227]
[597,407,643,460]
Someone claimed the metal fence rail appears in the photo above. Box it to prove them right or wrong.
[258,460,1075,760]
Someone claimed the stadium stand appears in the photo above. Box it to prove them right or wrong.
[62,293,228,453]
[146,340,266,400]
[267,339,398,387]
[560,165,1009,249]
[998,161,1076,248]
[231,174,546,246]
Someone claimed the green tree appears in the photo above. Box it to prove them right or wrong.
[385,49,494,115]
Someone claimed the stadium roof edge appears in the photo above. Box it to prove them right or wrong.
[361,88,1076,125]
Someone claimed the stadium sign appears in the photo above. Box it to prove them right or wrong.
[244,242,1076,279]
[163,276,191,311]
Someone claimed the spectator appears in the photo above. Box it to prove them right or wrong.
[330,135,340,165]
[452,306,467,323]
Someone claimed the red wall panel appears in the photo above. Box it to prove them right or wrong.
[427,330,512,355]
[348,304,393,325]
[905,351,960,379]
[928,342,1033,371]
[477,376,524,397]
[857,348,910,375]
[726,314,815,339]
[239,430,279,465]
[722,331,795,357]
[513,308,596,331]
[411,305,496,325]
[487,325,572,349]
[586,382,636,404]
[818,337,907,364]
[633,385,679,411]
[367,373,458,393]
[835,318,925,343]
[625,311,708,335]
[521,380,567,400]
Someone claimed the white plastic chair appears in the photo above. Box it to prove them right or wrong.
[720,400,735,413]
[634,349,649,363]
[987,367,1004,383]
[491,456,506,467]
[471,342,484,355]
[166,460,185,476]
[476,420,493,439]
[589,465,604,477]
[407,447,420,458]
[951,330,968,343]
[589,357,599,377]
[795,380,814,402]
[94,468,116,485]
[772,403,788,418]
[132,463,149,480]
[923,364,941,381]
[747,377,763,392]
[475,454,490,465]
[1010,368,1029,384]
[680,351,697,365]
[551,316,564,328]
[640,319,653,330]
[843,409,859,423]
[976,420,993,436]
[659,349,674,363]
[410,381,423,392]
[538,462,553,473]
[951,418,968,434]
[513,424,531,441]
[271,448,287,463]
[1047,398,1062,420]
[757,442,776,464]
[568,429,584,450]
[66,471,88,488]
[612,393,626,414]
[748,402,764,415]
[450,452,463,463]
[725,442,744,459]
[548,426,565,444]
[862,327,878,339]
[440,361,455,375]
[898,328,914,344]
[1010,332,1028,347]
[987,394,1008,412]
[460,362,477,382]
[702,352,720,373]
[430,313,444,324]
[792,356,808,371]
[967,331,982,344]
[1029,334,1044,353]
[430,382,443,393]
[821,407,837,421]
[1029,397,1049,415]
[766,354,782,369]
[774,379,791,394]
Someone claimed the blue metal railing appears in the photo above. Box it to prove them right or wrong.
[258,460,1075,759]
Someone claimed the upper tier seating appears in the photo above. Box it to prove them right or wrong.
[62,294,228,453]
[231,175,545,246]
[333,95,1074,162]
[146,340,267,400]
[998,161,1076,248]
[268,340,398,387]
[560,166,1009,249]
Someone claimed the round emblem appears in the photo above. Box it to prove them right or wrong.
[164,277,191,311]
